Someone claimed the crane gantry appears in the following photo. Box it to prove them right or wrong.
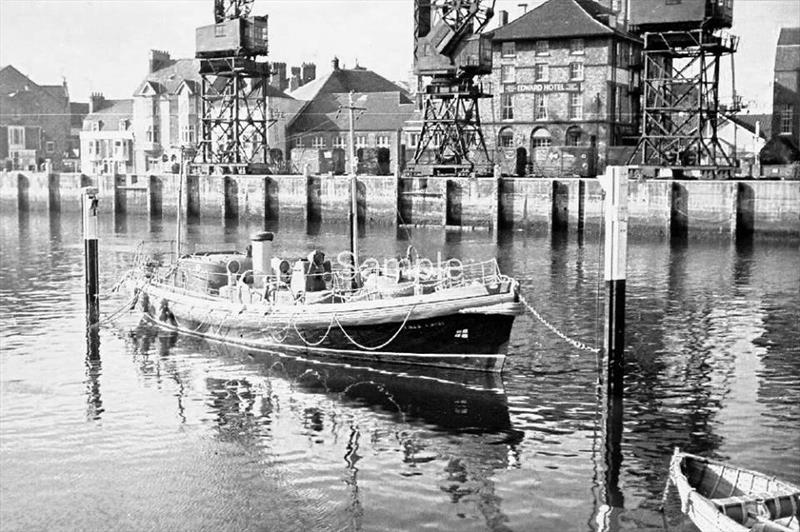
[411,0,496,176]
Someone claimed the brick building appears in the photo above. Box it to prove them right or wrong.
[0,65,72,171]
[478,0,641,176]
[288,58,415,175]
[761,27,800,167]
[79,95,134,175]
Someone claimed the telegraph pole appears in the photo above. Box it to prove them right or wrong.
[340,91,366,279]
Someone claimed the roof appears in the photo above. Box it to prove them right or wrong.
[134,58,202,96]
[290,66,411,102]
[729,113,772,139]
[288,91,416,133]
[0,65,69,107]
[778,27,800,46]
[492,0,634,41]
[776,27,800,72]
[83,99,133,130]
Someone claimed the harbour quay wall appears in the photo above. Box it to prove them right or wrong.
[1,171,798,239]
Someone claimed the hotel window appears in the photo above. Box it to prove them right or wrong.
[114,140,124,159]
[376,135,390,147]
[293,137,304,148]
[119,119,130,131]
[570,62,584,81]
[780,104,794,135]
[535,63,549,82]
[332,136,346,148]
[356,135,368,147]
[566,127,582,146]
[91,121,103,132]
[408,132,420,147]
[536,40,549,56]
[570,39,585,55]
[569,93,583,120]
[501,42,516,57]
[181,124,195,144]
[45,141,55,154]
[500,93,514,120]
[498,128,514,149]
[534,94,548,120]
[8,126,25,148]
[501,65,516,84]
[611,0,621,11]
[311,136,326,148]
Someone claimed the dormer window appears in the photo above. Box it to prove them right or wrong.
[91,120,103,132]
[119,119,130,131]
[501,42,516,57]
[570,39,585,55]
[536,40,549,56]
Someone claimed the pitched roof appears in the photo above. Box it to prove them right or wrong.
[84,99,133,130]
[134,58,202,96]
[41,84,67,102]
[70,102,90,128]
[778,27,800,46]
[290,66,411,103]
[493,0,632,41]
[0,65,68,107]
[288,92,416,133]
[729,113,772,139]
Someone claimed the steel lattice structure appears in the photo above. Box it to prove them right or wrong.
[197,58,271,169]
[629,29,739,177]
[413,81,490,168]
[195,0,271,173]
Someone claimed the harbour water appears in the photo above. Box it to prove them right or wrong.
[1,209,798,531]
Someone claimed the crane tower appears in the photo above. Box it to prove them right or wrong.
[411,0,496,176]
[628,0,739,178]
[194,0,271,173]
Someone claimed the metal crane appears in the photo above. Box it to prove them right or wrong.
[213,0,254,23]
[412,0,496,175]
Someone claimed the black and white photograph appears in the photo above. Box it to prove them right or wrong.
[0,0,798,530]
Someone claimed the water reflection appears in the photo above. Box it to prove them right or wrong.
[125,323,523,528]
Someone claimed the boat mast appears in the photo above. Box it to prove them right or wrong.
[176,148,185,259]
[348,91,358,269]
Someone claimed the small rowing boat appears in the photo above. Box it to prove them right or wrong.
[668,448,800,532]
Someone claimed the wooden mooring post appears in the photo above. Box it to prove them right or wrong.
[600,166,628,395]
[82,186,100,359]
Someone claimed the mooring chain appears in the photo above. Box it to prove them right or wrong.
[518,294,600,354]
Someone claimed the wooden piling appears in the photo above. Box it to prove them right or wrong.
[601,166,628,397]
[82,186,100,359]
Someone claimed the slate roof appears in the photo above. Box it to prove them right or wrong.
[83,99,133,131]
[289,91,415,133]
[70,102,90,128]
[290,66,411,103]
[493,0,634,41]
[778,27,800,46]
[729,113,772,139]
[0,65,68,106]
[776,27,800,73]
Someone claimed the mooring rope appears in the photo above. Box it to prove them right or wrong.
[518,294,600,354]
[332,305,416,351]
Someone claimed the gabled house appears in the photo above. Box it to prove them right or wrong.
[287,58,415,175]
[0,65,72,171]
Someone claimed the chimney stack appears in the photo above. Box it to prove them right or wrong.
[331,56,340,71]
[270,62,287,91]
[301,62,316,85]
[499,10,509,26]
[149,49,171,74]
[89,92,105,114]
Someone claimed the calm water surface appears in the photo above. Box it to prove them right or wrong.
[1,209,798,532]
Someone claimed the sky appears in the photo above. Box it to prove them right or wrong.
[0,0,797,112]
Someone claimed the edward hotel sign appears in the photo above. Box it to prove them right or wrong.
[516,82,582,93]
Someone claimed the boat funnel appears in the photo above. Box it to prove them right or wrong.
[251,232,274,288]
